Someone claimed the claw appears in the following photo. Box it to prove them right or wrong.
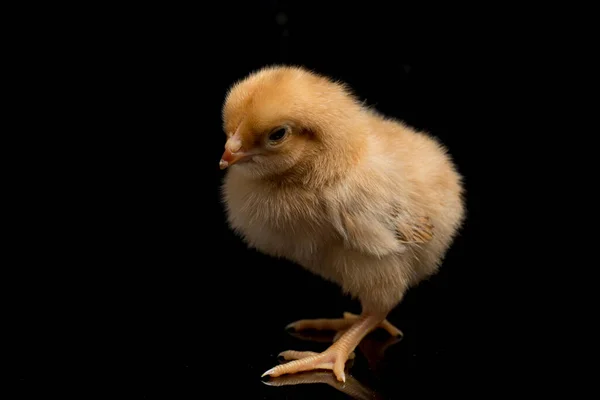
[284,322,296,331]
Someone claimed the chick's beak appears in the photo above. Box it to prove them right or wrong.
[220,149,251,169]
[219,136,253,170]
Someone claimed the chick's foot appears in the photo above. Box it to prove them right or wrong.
[264,314,384,382]
[279,349,356,362]
[286,311,403,337]
[263,343,353,382]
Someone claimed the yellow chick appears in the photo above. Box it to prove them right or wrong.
[219,65,465,382]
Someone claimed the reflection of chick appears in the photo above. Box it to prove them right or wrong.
[220,65,465,382]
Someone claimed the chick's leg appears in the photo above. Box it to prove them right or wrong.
[263,314,384,382]
[287,311,403,337]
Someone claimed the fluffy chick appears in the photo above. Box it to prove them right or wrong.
[219,65,465,382]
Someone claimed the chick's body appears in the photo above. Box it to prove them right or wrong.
[219,66,465,381]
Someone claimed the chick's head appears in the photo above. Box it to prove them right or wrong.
[219,116,313,179]
[219,65,359,179]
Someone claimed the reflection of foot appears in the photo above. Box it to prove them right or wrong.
[357,332,403,373]
[287,312,403,337]
[263,370,381,400]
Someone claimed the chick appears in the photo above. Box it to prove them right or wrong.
[219,65,465,382]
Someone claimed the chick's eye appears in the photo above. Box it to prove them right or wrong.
[268,128,287,142]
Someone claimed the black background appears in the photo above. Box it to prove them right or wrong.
[11,1,561,398]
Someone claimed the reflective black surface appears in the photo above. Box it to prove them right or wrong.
[19,227,482,398]
[13,1,525,397]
